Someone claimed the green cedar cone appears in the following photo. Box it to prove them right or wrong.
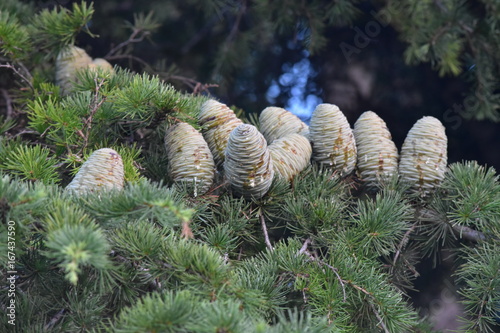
[269,133,312,181]
[165,122,215,196]
[259,106,309,144]
[66,148,124,194]
[224,124,274,199]
[399,116,448,193]
[56,45,93,95]
[353,111,399,188]
[198,99,243,168]
[309,103,357,175]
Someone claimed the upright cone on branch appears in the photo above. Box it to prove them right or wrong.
[224,124,274,200]
[164,122,215,196]
[259,106,309,144]
[56,45,93,95]
[198,99,243,167]
[66,148,124,194]
[88,58,114,77]
[399,116,448,193]
[269,133,312,181]
[353,111,399,188]
[309,103,357,175]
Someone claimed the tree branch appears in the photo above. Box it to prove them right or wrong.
[369,301,390,333]
[416,207,487,242]
[452,224,487,242]
[392,223,417,268]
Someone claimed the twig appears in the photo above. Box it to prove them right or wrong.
[213,0,247,75]
[77,76,107,155]
[345,279,372,297]
[105,28,149,58]
[322,259,348,302]
[237,247,243,261]
[105,54,217,94]
[299,238,347,302]
[105,53,153,72]
[368,302,390,333]
[169,75,218,94]
[403,258,420,278]
[0,88,13,119]
[302,288,308,304]
[14,129,38,137]
[0,62,33,90]
[181,220,194,239]
[392,223,418,268]
[298,238,311,255]
[260,212,273,251]
[181,13,222,54]
[44,308,66,330]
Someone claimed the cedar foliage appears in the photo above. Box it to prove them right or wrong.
[0,1,499,332]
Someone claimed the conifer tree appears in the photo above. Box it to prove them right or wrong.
[0,1,499,333]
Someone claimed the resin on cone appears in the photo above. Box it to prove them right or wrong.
[66,148,124,194]
[259,106,309,144]
[353,111,398,188]
[399,116,447,193]
[198,99,243,167]
[165,122,215,196]
[224,124,274,200]
[269,133,312,181]
[309,103,357,175]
